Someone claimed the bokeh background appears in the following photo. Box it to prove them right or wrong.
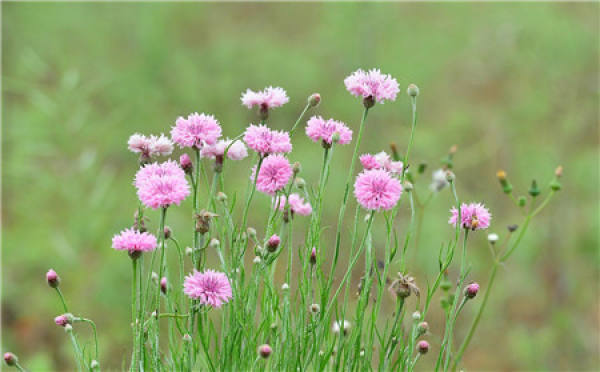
[2,2,598,371]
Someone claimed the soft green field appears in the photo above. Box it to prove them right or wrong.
[2,3,598,371]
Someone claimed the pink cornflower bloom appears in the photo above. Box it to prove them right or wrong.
[112,228,157,254]
[274,193,312,216]
[128,133,174,158]
[183,269,232,308]
[200,138,248,161]
[354,169,403,211]
[359,152,403,175]
[135,160,190,209]
[305,116,353,146]
[171,113,222,149]
[244,124,292,156]
[241,86,289,110]
[449,203,491,230]
[253,154,292,195]
[344,68,400,104]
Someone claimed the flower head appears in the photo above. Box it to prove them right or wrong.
[241,86,289,110]
[253,155,292,195]
[183,269,232,308]
[46,269,60,288]
[465,282,480,299]
[449,203,492,230]
[354,169,403,211]
[54,314,71,327]
[135,160,190,209]
[171,113,222,149]
[244,124,292,156]
[200,138,248,161]
[274,193,312,216]
[344,69,400,104]
[305,116,352,146]
[359,152,403,174]
[128,133,174,159]
[112,228,157,254]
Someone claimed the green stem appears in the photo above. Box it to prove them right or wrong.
[55,288,69,313]
[154,207,168,368]
[131,258,138,371]
[289,102,311,136]
[402,95,418,181]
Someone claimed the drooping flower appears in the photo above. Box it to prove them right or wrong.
[354,169,403,211]
[359,152,403,175]
[243,124,292,156]
[344,69,400,104]
[135,160,190,209]
[183,269,232,308]
[171,113,222,149]
[241,86,289,110]
[200,138,248,161]
[128,133,174,159]
[274,193,312,216]
[305,116,353,146]
[112,228,157,254]
[253,154,292,195]
[449,203,492,230]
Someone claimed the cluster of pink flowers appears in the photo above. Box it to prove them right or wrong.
[360,152,404,175]
[344,68,400,104]
[274,193,312,216]
[200,138,248,161]
[253,154,293,195]
[354,169,403,211]
[171,113,222,149]
[112,228,157,253]
[244,124,292,156]
[135,160,190,209]
[183,270,232,308]
[305,116,353,146]
[449,203,491,230]
[128,133,174,158]
[241,86,289,110]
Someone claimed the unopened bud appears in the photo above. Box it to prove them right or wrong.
[216,192,227,202]
[182,334,192,342]
[163,226,172,239]
[310,247,317,265]
[555,165,563,177]
[308,93,321,107]
[91,360,100,369]
[417,162,427,174]
[46,269,60,288]
[518,196,527,207]
[54,313,73,327]
[417,340,429,354]
[412,311,421,321]
[465,282,480,299]
[310,303,320,314]
[247,227,257,240]
[487,233,499,244]
[160,277,168,294]
[497,170,513,194]
[185,247,193,256]
[281,283,289,291]
[267,235,281,253]
[295,177,306,189]
[258,344,272,359]
[407,84,420,97]
[3,352,17,367]
[180,153,193,174]
[528,180,540,197]
[293,162,302,175]
[253,256,261,264]
[417,321,429,335]
[550,179,562,191]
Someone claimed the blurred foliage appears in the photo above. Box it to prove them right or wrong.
[2,2,598,371]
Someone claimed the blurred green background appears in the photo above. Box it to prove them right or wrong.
[2,2,598,371]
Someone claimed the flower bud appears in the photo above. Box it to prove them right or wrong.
[465,282,480,299]
[258,344,272,359]
[91,360,100,369]
[412,311,421,321]
[151,272,159,283]
[310,247,317,265]
[182,334,192,342]
[216,192,227,202]
[403,181,413,192]
[64,324,73,333]
[310,303,320,314]
[163,226,172,239]
[46,269,60,288]
[267,235,281,253]
[185,247,193,256]
[308,93,321,107]
[555,165,563,177]
[417,340,429,354]
[295,177,306,189]
[507,224,518,233]
[550,179,562,191]
[281,283,289,291]
[247,227,257,240]
[487,233,499,244]
[407,84,420,97]
[440,279,452,291]
[180,153,193,174]
[497,170,513,194]
[293,162,302,175]
[253,256,261,264]
[528,180,540,197]
[3,352,17,367]
[209,238,220,250]
[160,277,168,294]
[54,313,72,327]
[417,162,427,174]
[417,321,429,336]
[518,196,527,207]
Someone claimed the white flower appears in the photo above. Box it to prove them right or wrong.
[487,233,499,243]
[430,169,450,192]
[332,320,351,335]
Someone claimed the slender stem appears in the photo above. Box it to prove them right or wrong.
[55,288,69,313]
[402,95,418,181]
[154,207,168,368]
[241,156,264,232]
[68,331,84,372]
[14,363,26,372]
[289,102,311,136]
[131,258,138,371]
[80,318,99,364]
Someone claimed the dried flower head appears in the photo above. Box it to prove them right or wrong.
[389,272,420,299]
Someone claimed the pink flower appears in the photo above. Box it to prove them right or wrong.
[183,269,232,308]
[253,155,292,195]
[244,124,292,156]
[275,193,312,216]
[354,169,403,211]
[46,269,60,288]
[449,203,491,230]
[112,228,157,253]
[128,133,174,158]
[241,86,289,110]
[267,234,281,252]
[359,152,403,174]
[200,139,248,161]
[179,153,193,173]
[135,160,190,209]
[305,116,353,145]
[171,113,222,149]
[344,69,400,104]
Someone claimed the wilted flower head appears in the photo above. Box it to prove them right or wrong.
[449,203,492,230]
[241,86,289,110]
[244,124,292,156]
[183,269,232,308]
[274,193,312,216]
[135,160,190,209]
[344,68,400,104]
[389,272,420,299]
[200,138,248,161]
[305,116,353,146]
[359,152,403,175]
[128,133,174,159]
[354,169,403,211]
[253,155,292,195]
[171,113,222,149]
[430,169,450,192]
[112,228,157,255]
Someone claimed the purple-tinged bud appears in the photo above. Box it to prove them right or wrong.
[163,226,172,240]
[417,321,429,336]
[46,269,60,288]
[160,277,168,294]
[310,247,317,265]
[180,154,193,174]
[267,234,281,253]
[417,340,429,354]
[308,93,321,107]
[258,344,272,359]
[3,352,17,367]
[54,314,71,327]
[465,283,480,299]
